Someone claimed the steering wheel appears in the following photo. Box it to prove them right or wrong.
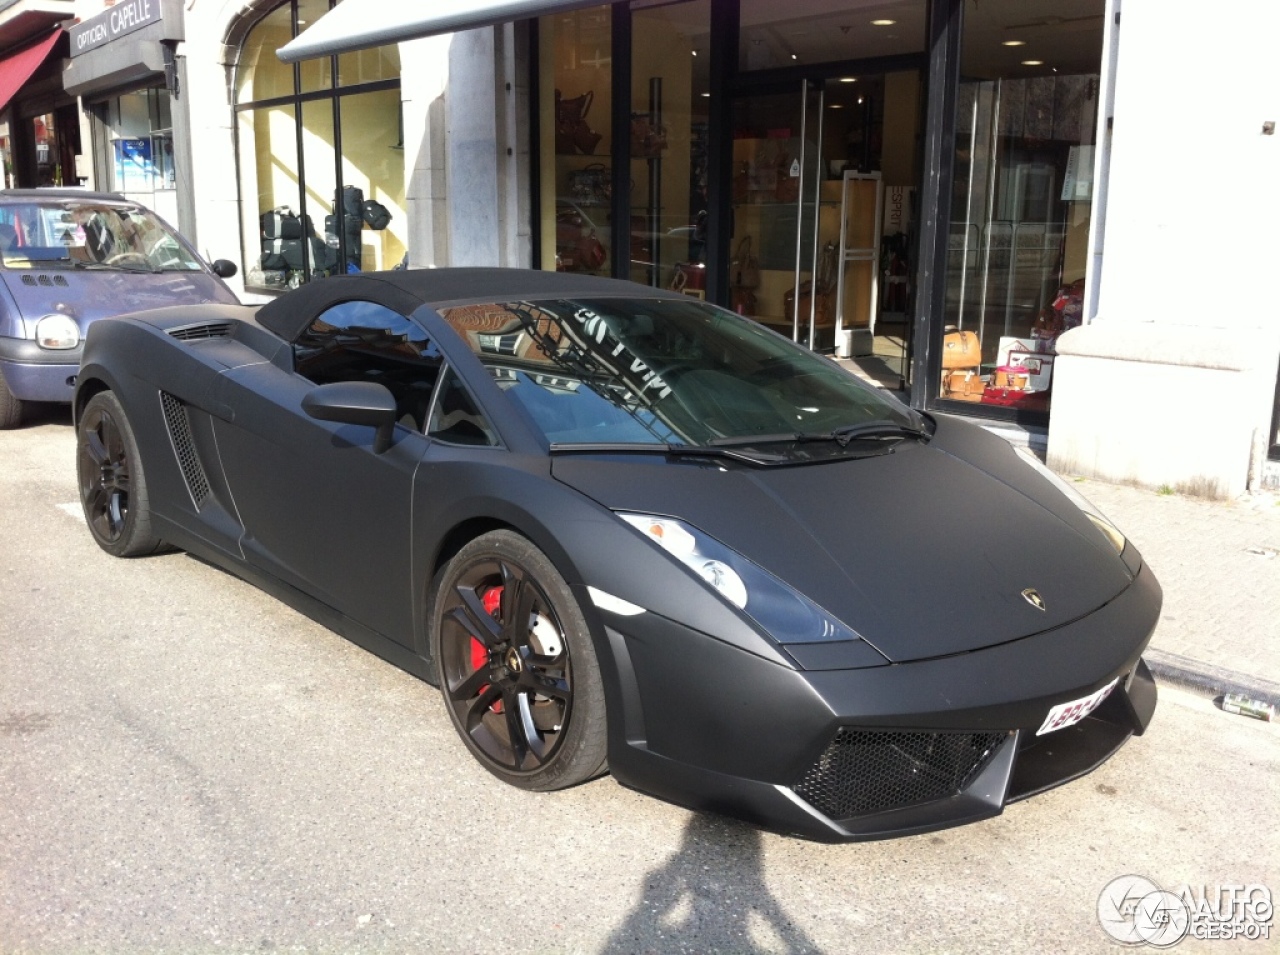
[103,252,152,269]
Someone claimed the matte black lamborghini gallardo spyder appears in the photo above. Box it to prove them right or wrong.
[73,268,1159,841]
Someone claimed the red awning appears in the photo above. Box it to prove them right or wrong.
[0,29,62,113]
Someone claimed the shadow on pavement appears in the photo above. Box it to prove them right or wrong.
[599,813,824,954]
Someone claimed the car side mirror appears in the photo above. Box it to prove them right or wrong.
[210,259,238,278]
[301,381,397,453]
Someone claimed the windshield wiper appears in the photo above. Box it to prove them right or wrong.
[69,260,157,273]
[813,422,930,447]
[548,441,788,465]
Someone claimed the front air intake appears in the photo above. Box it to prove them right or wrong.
[791,729,1008,820]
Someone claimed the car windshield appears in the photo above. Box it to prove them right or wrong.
[0,201,204,272]
[438,297,925,462]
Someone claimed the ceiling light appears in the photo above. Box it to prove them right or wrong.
[829,103,844,109]
[871,19,896,26]
[1021,59,1044,66]
[839,77,857,83]
[1002,39,1026,47]
[701,92,710,98]
[691,50,697,56]
[858,96,864,104]
[791,53,798,60]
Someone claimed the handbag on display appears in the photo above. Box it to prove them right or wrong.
[941,369,985,402]
[732,236,760,290]
[555,206,607,272]
[941,328,982,369]
[630,113,668,158]
[730,286,757,316]
[783,241,837,327]
[669,262,706,292]
[555,89,602,155]
[568,163,611,206]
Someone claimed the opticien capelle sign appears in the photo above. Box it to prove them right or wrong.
[69,0,163,57]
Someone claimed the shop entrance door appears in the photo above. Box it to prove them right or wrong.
[728,73,919,388]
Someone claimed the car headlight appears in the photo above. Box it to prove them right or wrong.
[1015,446,1126,555]
[618,513,872,647]
[35,314,80,350]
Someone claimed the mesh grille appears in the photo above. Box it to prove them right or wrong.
[792,729,1008,820]
[168,322,233,342]
[160,392,211,508]
[22,274,66,286]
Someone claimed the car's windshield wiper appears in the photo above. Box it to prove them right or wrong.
[69,260,158,273]
[706,422,929,449]
[548,441,788,465]
[809,422,930,447]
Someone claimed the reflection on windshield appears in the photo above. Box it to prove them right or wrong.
[0,202,203,272]
[439,297,921,455]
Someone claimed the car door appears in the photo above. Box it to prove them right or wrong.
[212,300,440,646]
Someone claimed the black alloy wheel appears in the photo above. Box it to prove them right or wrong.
[77,391,163,557]
[431,530,607,791]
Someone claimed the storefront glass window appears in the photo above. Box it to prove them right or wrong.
[537,4,613,274]
[942,0,1103,414]
[235,4,294,103]
[629,1,710,292]
[234,0,402,290]
[738,0,924,72]
[102,89,176,220]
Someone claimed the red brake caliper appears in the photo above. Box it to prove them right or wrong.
[475,586,504,713]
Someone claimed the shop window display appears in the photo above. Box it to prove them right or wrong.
[234,0,404,290]
[941,0,1104,415]
[537,5,613,274]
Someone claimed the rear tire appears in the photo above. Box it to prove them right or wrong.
[0,367,25,429]
[77,391,165,557]
[429,530,608,791]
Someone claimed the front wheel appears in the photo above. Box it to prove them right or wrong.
[429,530,608,791]
[0,367,25,429]
[77,391,165,557]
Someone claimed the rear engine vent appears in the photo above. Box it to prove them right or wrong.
[21,275,34,286]
[21,274,67,286]
[159,391,211,509]
[168,322,234,342]
[792,729,1008,820]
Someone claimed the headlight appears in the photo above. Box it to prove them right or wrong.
[35,314,79,350]
[1015,446,1126,555]
[618,513,874,647]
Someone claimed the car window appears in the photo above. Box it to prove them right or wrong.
[295,300,442,432]
[427,365,498,447]
[0,202,204,272]
[438,297,922,459]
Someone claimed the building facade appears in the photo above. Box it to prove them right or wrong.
[29,0,1280,496]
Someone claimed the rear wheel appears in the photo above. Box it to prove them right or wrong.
[77,391,164,557]
[0,367,25,429]
[430,530,608,791]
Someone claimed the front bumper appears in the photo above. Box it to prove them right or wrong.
[0,337,82,402]
[599,562,1161,842]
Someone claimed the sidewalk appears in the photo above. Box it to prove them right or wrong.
[1069,478,1280,703]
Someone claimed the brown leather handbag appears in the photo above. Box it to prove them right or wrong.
[941,328,981,369]
[555,89,602,155]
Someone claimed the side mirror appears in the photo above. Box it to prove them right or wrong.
[210,259,238,278]
[301,381,397,453]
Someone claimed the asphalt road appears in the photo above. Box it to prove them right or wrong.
[2,411,1278,954]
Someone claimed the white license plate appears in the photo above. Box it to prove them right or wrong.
[1036,679,1119,736]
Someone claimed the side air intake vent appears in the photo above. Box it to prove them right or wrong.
[24,274,69,286]
[159,392,211,508]
[792,729,1008,820]
[168,322,234,342]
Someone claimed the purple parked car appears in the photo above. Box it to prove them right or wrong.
[0,189,240,428]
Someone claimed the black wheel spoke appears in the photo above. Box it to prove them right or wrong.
[102,416,123,461]
[447,590,501,647]
[463,684,503,732]
[519,667,572,704]
[84,427,109,467]
[503,693,532,767]
[499,562,531,644]
[449,665,492,703]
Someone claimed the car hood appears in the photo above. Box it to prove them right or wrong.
[552,430,1132,663]
[1,269,237,336]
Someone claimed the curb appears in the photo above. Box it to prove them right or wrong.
[1144,648,1280,709]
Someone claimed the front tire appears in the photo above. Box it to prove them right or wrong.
[430,530,608,791]
[0,367,25,429]
[77,391,165,557]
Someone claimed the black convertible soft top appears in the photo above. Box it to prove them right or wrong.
[256,267,688,343]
